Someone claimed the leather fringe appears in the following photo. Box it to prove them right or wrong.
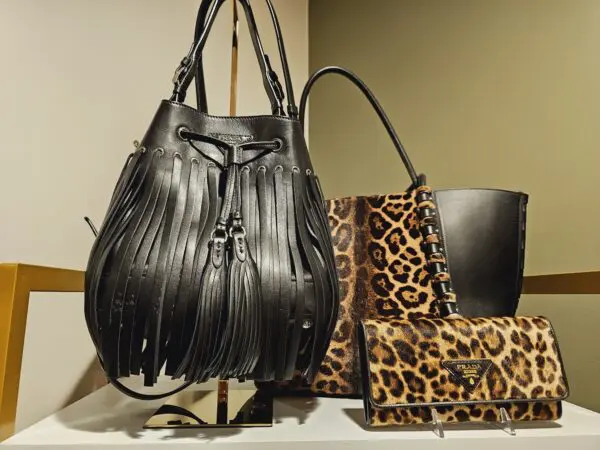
[86,147,337,384]
[86,148,217,383]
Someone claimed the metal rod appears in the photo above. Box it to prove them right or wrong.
[217,0,240,418]
[229,0,240,116]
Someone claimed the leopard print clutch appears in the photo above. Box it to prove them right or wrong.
[358,316,569,426]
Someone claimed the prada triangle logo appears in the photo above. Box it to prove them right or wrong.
[441,359,492,393]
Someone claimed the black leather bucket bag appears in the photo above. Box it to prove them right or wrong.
[434,188,528,317]
[85,0,338,398]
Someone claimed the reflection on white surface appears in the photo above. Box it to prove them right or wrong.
[4,383,600,449]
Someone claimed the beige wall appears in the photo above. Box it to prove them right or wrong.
[0,0,308,431]
[309,0,600,411]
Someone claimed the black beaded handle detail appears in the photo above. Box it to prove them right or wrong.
[415,185,460,317]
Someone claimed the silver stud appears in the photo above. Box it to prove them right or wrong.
[303,319,313,329]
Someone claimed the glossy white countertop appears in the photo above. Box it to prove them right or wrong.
[3,383,600,449]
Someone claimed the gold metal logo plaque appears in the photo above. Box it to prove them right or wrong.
[441,359,493,393]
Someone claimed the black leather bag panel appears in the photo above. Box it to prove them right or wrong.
[434,189,528,317]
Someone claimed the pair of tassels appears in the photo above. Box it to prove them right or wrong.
[188,213,262,381]
[179,132,281,381]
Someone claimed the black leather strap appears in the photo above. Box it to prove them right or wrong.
[174,0,297,117]
[299,66,418,184]
[193,0,212,111]
[108,376,195,401]
[194,0,295,116]
[193,0,280,114]
[263,0,297,117]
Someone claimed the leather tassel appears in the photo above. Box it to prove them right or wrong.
[230,229,262,377]
[210,227,262,378]
[186,232,228,382]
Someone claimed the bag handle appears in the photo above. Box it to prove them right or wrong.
[299,66,418,184]
[173,0,298,118]
[192,0,212,111]
[192,0,281,114]
[194,0,295,117]
[300,66,460,317]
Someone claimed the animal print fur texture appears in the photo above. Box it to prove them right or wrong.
[359,316,568,425]
[309,188,443,396]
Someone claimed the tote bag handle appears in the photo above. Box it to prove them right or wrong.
[300,66,460,317]
[299,66,419,185]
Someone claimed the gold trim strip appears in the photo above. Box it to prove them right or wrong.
[522,271,600,295]
[0,264,84,442]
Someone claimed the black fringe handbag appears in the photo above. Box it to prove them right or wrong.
[85,0,338,399]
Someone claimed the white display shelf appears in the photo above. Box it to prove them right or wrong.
[3,383,600,449]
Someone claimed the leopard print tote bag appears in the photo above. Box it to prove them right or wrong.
[269,67,460,397]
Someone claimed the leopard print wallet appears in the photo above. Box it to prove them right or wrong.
[357,316,569,426]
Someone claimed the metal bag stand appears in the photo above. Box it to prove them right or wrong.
[143,384,273,429]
